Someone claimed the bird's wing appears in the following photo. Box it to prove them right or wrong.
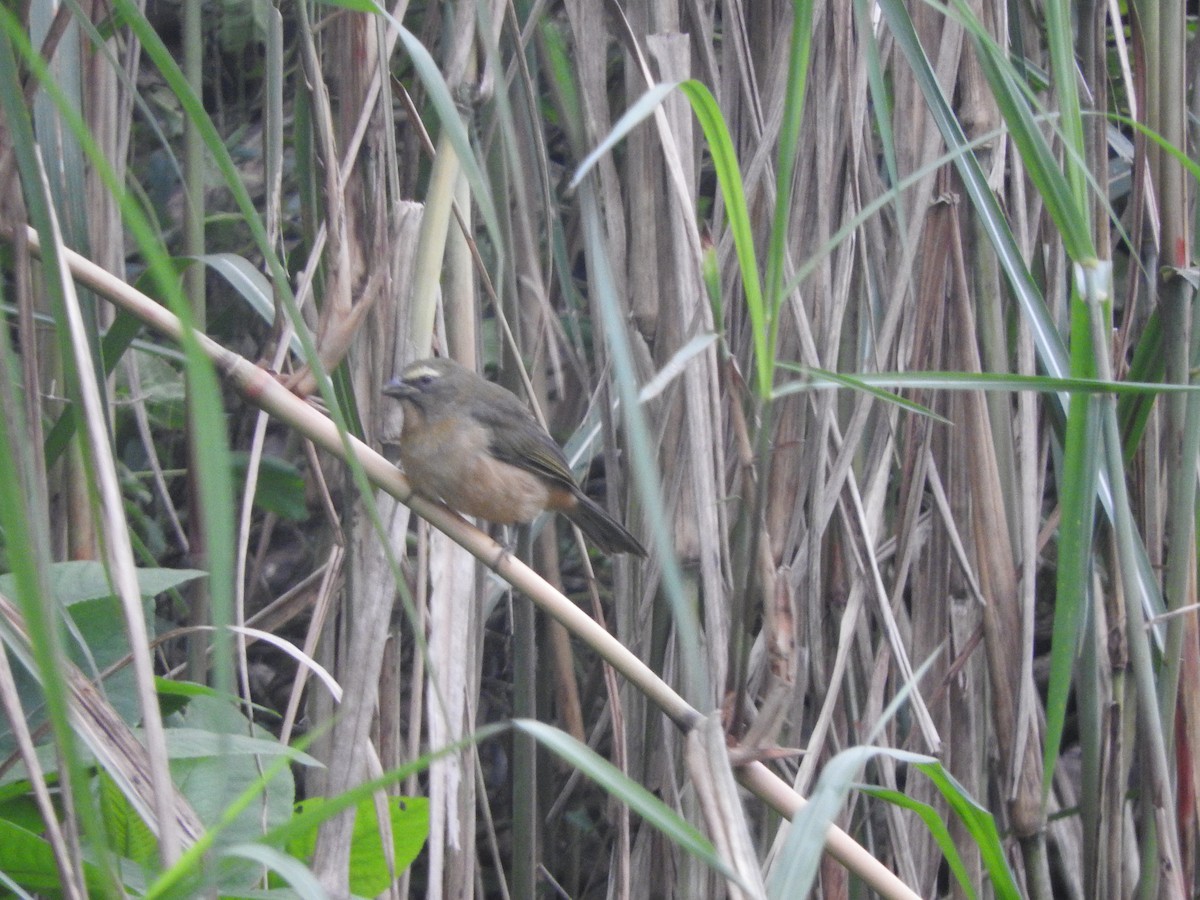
[468,395,579,491]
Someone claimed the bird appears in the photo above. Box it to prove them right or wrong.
[383,357,646,557]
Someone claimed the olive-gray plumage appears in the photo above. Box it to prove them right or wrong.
[383,358,645,556]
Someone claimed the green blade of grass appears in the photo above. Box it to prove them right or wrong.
[855,786,976,899]
[774,367,1200,397]
[513,719,750,891]
[571,80,768,397]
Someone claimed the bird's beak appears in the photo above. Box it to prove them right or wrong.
[382,378,414,400]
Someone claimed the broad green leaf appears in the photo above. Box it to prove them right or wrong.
[0,560,206,607]
[286,796,429,896]
[231,452,308,521]
[159,728,320,766]
[161,696,307,873]
[0,819,109,894]
[99,769,158,868]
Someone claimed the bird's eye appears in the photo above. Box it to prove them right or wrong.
[415,374,434,387]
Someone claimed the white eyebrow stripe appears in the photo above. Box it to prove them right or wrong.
[404,365,441,381]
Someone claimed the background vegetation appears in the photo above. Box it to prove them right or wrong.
[0,0,1194,897]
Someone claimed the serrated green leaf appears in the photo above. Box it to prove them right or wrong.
[99,768,159,868]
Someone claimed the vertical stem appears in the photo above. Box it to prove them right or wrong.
[512,540,538,900]
[182,0,209,682]
[1082,262,1185,896]
[1140,0,1193,769]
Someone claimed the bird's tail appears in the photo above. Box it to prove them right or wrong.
[565,494,646,557]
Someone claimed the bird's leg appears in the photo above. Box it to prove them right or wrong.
[486,523,520,572]
[488,541,514,572]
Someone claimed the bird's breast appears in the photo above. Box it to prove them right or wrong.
[399,416,551,524]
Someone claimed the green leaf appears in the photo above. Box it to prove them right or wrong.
[0,565,198,761]
[774,368,1200,398]
[0,819,109,894]
[513,720,745,888]
[855,785,975,899]
[775,365,949,424]
[220,843,328,900]
[1119,307,1164,458]
[259,724,505,852]
[0,560,206,607]
[1043,279,1105,798]
[908,758,1021,899]
[42,309,147,469]
[159,727,320,766]
[0,791,43,835]
[571,80,767,397]
[230,452,308,521]
[164,696,304,868]
[768,746,1021,899]
[314,0,378,11]
[156,676,285,719]
[950,0,1092,259]
[190,253,303,355]
[678,80,768,397]
[99,768,159,868]
[286,796,429,896]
